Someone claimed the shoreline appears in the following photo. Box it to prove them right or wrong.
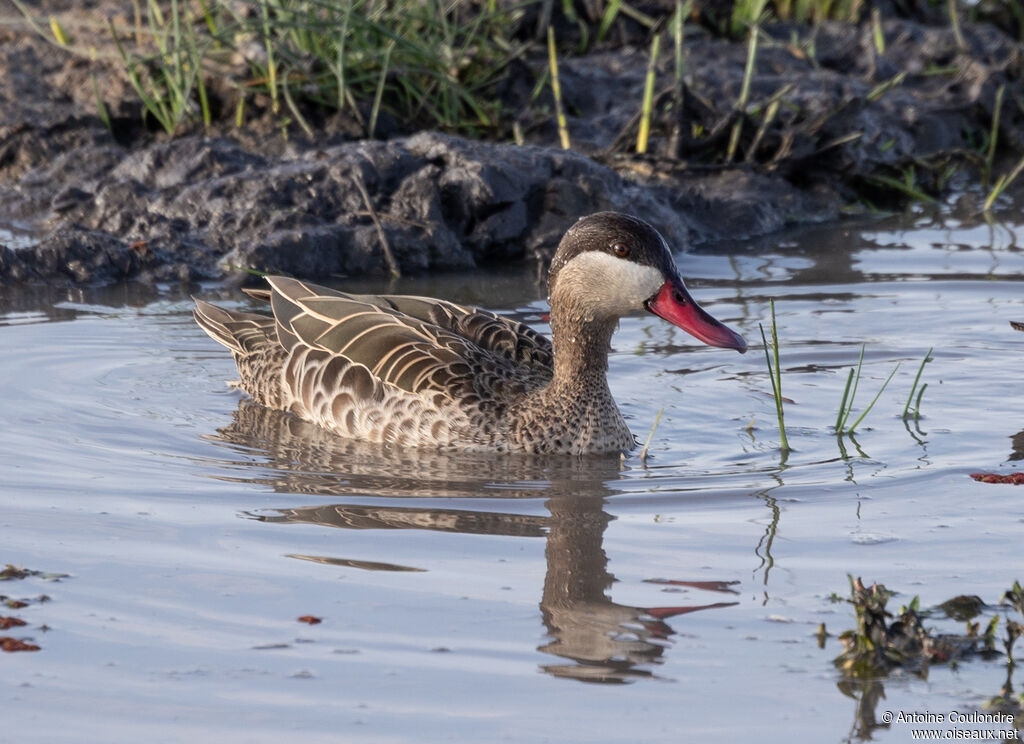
[0,0,1021,286]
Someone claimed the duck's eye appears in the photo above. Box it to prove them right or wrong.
[611,242,631,258]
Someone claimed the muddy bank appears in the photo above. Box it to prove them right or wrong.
[0,130,835,284]
[0,1,1021,285]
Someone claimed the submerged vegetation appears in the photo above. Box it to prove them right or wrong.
[829,576,1024,730]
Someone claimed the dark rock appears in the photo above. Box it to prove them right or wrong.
[1,227,135,285]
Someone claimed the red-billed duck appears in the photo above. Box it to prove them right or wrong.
[194,212,746,454]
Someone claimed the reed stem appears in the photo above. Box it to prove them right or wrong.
[639,408,665,465]
[727,25,759,162]
[759,299,790,452]
[547,26,571,150]
[636,34,661,154]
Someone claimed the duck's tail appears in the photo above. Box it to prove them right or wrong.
[193,299,276,356]
[194,298,289,410]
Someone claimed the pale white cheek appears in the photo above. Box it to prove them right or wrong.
[608,259,665,310]
[559,252,664,315]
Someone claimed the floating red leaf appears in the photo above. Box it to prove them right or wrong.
[0,636,40,652]
[970,472,1024,485]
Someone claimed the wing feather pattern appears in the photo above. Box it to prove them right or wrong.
[370,295,553,373]
[264,276,551,401]
[193,299,277,354]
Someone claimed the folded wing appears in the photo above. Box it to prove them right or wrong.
[265,277,552,400]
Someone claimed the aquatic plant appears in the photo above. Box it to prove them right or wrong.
[638,407,664,465]
[758,299,790,452]
[835,345,900,436]
[832,572,1024,720]
[902,347,933,421]
[833,576,903,677]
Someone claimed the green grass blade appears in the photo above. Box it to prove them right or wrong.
[91,74,112,133]
[913,383,927,422]
[837,344,865,432]
[835,367,854,433]
[863,172,936,203]
[948,0,966,50]
[983,155,1024,212]
[865,71,906,102]
[259,0,279,113]
[547,26,570,150]
[871,7,884,53]
[759,299,789,452]
[769,300,788,452]
[846,362,900,434]
[636,33,661,154]
[368,39,394,138]
[597,0,622,43]
[985,84,1005,184]
[107,17,174,133]
[901,347,932,419]
[727,25,759,162]
[334,0,352,112]
[281,73,313,136]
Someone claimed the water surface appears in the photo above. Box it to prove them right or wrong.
[2,204,1023,743]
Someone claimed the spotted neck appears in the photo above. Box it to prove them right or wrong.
[546,291,618,397]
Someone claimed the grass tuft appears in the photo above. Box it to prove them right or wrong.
[107,0,212,134]
[835,344,901,435]
[845,363,899,433]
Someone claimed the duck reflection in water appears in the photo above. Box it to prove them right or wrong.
[207,399,739,683]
